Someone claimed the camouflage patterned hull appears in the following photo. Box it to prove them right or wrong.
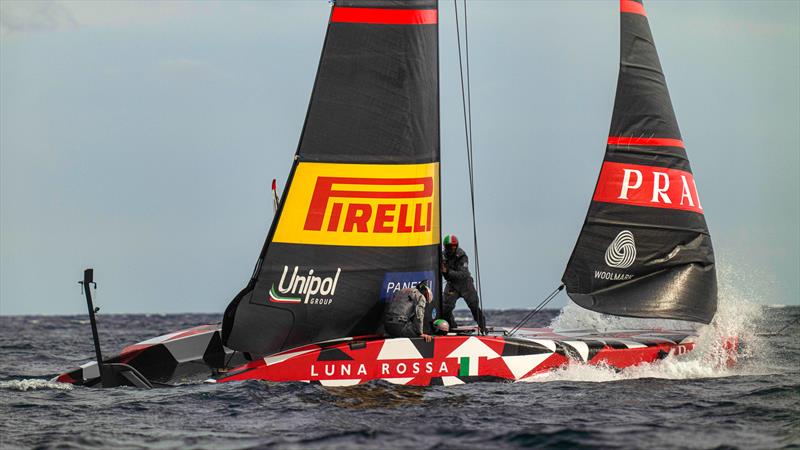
[56,325,721,387]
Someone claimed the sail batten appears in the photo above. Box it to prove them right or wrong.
[562,0,717,324]
[607,136,685,148]
[223,0,441,356]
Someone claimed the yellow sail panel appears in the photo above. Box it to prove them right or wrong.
[273,162,440,247]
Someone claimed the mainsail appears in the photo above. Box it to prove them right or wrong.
[223,0,441,356]
[562,0,717,323]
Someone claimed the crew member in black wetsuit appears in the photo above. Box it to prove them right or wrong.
[441,234,486,333]
[384,282,434,342]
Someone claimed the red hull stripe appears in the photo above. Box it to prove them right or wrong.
[620,0,647,16]
[593,161,704,213]
[607,136,684,148]
[331,7,438,25]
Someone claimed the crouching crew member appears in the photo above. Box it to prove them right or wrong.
[432,319,450,335]
[441,234,486,333]
[384,282,434,342]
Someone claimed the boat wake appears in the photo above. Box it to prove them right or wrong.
[540,263,766,383]
[0,379,74,391]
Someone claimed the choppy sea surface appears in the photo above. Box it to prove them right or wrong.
[0,304,798,449]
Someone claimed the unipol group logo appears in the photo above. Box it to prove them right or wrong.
[273,162,440,247]
[269,265,341,305]
[604,230,637,269]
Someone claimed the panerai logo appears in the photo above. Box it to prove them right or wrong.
[269,266,341,305]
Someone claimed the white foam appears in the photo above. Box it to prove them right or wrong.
[524,356,737,383]
[549,302,696,332]
[539,261,767,382]
[0,379,74,391]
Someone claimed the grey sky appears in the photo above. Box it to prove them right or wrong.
[1,1,798,315]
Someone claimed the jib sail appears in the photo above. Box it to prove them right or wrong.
[562,0,717,323]
[222,0,441,356]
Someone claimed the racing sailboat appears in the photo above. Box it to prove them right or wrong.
[56,0,731,388]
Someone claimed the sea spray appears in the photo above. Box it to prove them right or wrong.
[0,379,74,391]
[540,261,767,382]
[548,302,697,332]
[697,261,766,367]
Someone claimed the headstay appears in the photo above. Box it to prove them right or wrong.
[562,0,717,324]
[222,0,441,356]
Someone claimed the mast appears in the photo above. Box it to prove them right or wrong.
[223,0,441,356]
[562,0,717,324]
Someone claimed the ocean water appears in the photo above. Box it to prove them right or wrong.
[0,306,797,449]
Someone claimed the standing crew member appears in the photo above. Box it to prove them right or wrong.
[384,282,434,342]
[441,234,486,333]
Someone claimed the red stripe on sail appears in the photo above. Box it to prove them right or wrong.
[331,7,438,25]
[607,136,685,148]
[593,162,704,213]
[620,0,647,16]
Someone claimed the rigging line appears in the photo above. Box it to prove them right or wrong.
[507,285,564,336]
[453,0,470,191]
[459,0,473,184]
[508,294,554,336]
[463,0,474,177]
[453,0,485,329]
[462,0,485,325]
[507,285,563,336]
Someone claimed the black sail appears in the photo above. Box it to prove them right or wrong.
[223,0,441,356]
[562,0,717,323]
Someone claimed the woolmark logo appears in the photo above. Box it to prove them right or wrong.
[269,265,341,305]
[604,230,636,269]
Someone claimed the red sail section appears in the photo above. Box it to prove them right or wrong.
[620,0,646,16]
[593,162,703,214]
[607,136,684,148]
[331,7,438,25]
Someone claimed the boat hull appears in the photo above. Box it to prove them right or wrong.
[54,324,246,386]
[214,329,698,386]
[55,326,709,387]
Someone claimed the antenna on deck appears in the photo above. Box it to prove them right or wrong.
[79,269,106,384]
[78,268,153,389]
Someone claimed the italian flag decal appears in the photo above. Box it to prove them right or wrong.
[458,357,478,377]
